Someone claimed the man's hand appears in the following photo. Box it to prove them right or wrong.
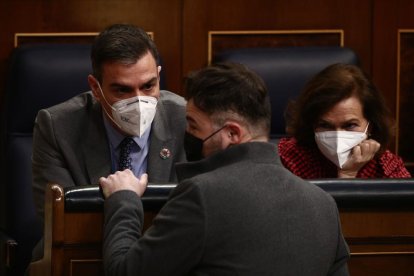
[99,169,148,198]
[338,139,380,178]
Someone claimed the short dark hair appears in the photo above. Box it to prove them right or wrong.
[285,63,394,153]
[184,62,271,136]
[91,24,160,82]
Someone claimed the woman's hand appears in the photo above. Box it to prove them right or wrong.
[338,139,380,178]
[99,169,148,198]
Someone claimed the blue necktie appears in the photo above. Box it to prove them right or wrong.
[119,137,135,170]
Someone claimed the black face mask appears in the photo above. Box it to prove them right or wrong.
[184,126,226,162]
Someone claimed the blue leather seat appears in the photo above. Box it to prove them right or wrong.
[213,46,359,140]
[64,178,414,211]
[0,44,93,276]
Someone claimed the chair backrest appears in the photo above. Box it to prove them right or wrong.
[213,46,359,140]
[0,43,92,275]
[31,179,414,276]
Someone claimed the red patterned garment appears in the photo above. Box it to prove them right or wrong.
[278,137,412,179]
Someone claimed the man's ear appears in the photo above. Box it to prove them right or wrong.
[88,74,100,100]
[225,122,243,145]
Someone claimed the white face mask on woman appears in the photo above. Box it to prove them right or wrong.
[314,123,369,168]
[97,83,157,137]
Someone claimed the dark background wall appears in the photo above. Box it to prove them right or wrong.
[0,0,413,172]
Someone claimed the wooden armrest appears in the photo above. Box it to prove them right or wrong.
[29,184,63,276]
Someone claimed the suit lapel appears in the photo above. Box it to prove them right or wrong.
[83,102,112,185]
[147,100,176,182]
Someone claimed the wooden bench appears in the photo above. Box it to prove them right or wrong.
[29,179,414,276]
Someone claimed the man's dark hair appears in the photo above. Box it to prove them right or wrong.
[91,24,160,82]
[285,63,394,153]
[184,62,271,136]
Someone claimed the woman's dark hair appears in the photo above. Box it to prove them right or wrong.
[285,63,394,153]
[91,24,160,82]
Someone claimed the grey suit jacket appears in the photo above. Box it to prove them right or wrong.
[103,142,350,276]
[32,90,186,223]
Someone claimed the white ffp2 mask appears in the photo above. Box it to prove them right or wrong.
[314,124,369,168]
[111,96,157,137]
[97,83,157,137]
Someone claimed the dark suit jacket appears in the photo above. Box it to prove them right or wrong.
[103,142,350,275]
[32,90,186,224]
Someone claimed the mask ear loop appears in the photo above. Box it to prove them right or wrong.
[202,125,227,142]
[96,81,123,131]
[364,122,370,134]
[96,81,115,111]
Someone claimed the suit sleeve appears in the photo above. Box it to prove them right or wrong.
[32,109,77,226]
[103,180,205,276]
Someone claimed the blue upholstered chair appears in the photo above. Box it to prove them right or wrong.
[213,46,359,141]
[0,44,93,276]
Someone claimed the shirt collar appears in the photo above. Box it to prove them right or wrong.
[103,114,151,149]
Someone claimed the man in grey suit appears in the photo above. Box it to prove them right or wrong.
[99,62,350,275]
[32,24,186,228]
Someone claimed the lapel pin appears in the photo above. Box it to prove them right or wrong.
[159,148,171,160]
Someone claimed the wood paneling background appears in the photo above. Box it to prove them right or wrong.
[0,0,413,172]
